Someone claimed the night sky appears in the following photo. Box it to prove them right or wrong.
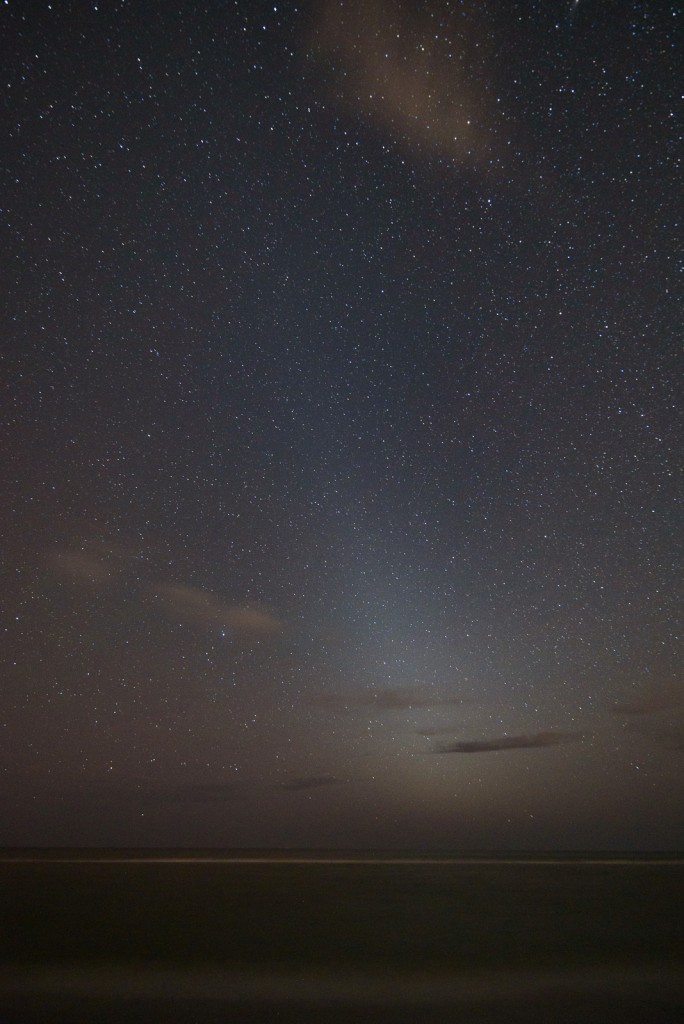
[2,0,681,850]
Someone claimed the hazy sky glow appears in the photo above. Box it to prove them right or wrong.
[2,0,681,849]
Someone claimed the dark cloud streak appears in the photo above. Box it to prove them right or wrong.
[279,775,344,792]
[436,731,581,754]
[613,685,683,716]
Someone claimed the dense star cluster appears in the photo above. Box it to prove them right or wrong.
[2,0,681,849]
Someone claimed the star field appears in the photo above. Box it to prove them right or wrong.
[2,0,681,849]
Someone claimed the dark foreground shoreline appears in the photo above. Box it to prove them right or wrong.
[2,852,682,1021]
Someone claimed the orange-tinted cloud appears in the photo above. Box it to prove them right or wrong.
[48,540,139,585]
[153,582,284,636]
[308,0,494,163]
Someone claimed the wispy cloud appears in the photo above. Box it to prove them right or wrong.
[416,723,467,737]
[49,532,285,638]
[172,782,239,801]
[613,684,683,716]
[309,0,494,163]
[55,779,241,806]
[650,725,684,752]
[626,719,684,752]
[153,582,284,635]
[48,540,136,585]
[436,731,581,754]
[312,687,469,712]
[279,775,344,792]
[49,548,114,584]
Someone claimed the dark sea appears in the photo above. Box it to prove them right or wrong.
[1,849,682,1022]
